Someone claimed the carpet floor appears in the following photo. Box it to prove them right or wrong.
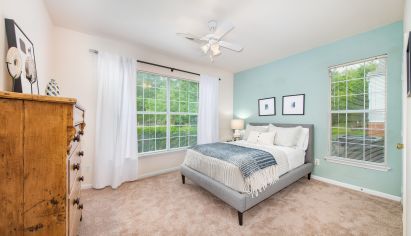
[79,171,402,236]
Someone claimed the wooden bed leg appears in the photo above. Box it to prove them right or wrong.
[182,175,185,184]
[238,211,243,226]
[308,173,311,180]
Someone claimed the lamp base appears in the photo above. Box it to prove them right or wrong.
[233,129,241,141]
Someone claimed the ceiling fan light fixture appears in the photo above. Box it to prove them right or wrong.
[177,20,243,62]
[201,43,210,54]
[210,43,221,56]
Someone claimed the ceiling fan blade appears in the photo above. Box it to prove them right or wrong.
[219,41,243,52]
[176,33,207,43]
[213,21,234,40]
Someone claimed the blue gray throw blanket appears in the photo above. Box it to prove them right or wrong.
[190,142,277,178]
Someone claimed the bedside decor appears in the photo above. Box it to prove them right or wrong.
[282,94,305,115]
[258,97,276,116]
[46,79,61,96]
[231,119,244,140]
[5,18,39,94]
[6,47,23,81]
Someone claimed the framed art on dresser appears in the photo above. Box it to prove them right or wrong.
[5,18,39,94]
[258,97,276,116]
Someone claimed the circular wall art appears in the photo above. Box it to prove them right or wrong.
[6,47,23,79]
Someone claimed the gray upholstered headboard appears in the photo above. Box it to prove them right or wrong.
[248,123,314,164]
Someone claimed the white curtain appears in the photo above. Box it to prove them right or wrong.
[93,51,138,189]
[197,74,219,144]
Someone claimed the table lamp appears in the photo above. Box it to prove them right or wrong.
[231,119,244,140]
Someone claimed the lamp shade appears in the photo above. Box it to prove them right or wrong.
[231,119,244,130]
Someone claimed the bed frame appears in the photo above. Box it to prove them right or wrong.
[180,123,314,226]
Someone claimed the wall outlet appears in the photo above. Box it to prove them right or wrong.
[315,159,320,166]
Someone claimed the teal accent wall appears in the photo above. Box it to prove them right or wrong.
[234,22,403,197]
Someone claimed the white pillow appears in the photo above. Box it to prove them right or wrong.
[243,124,268,140]
[268,125,302,147]
[296,128,309,150]
[247,131,276,146]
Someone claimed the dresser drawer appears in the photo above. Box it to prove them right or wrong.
[68,145,83,191]
[67,124,83,156]
[68,180,82,236]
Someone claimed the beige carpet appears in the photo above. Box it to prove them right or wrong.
[79,171,402,236]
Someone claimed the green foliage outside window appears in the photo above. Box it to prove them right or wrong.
[330,58,386,163]
[137,71,198,153]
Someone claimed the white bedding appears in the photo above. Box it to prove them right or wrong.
[183,140,306,193]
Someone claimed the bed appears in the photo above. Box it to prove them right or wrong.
[180,123,314,225]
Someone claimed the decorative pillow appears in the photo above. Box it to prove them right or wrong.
[243,124,268,140]
[296,128,309,150]
[268,125,302,147]
[247,131,276,146]
[246,131,260,143]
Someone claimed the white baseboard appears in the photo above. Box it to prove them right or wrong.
[311,175,401,202]
[81,183,93,190]
[80,166,181,190]
[137,166,180,180]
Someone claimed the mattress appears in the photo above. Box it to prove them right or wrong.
[183,140,306,193]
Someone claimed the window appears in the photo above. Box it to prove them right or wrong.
[329,56,387,168]
[137,71,198,154]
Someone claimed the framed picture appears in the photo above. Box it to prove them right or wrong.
[282,94,305,115]
[5,18,39,94]
[407,31,410,97]
[258,97,276,116]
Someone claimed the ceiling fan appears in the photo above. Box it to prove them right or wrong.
[177,20,243,62]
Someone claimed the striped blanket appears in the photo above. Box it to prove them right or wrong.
[188,142,278,196]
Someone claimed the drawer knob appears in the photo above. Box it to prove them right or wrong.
[78,151,84,156]
[78,204,83,210]
[78,176,84,182]
[72,163,80,171]
[73,198,80,206]
[73,135,80,142]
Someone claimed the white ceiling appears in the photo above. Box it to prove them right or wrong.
[44,0,404,73]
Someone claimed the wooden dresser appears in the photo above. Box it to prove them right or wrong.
[0,91,85,236]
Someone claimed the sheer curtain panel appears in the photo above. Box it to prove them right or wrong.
[93,51,138,189]
[197,74,219,144]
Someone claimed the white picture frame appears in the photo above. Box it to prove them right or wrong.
[282,94,305,115]
[258,97,276,116]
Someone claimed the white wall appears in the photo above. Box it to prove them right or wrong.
[52,27,234,186]
[1,0,54,93]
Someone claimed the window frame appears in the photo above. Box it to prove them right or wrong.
[137,70,199,156]
[325,54,390,171]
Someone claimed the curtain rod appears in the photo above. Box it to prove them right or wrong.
[89,49,221,80]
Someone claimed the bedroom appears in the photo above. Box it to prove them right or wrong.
[0,0,410,235]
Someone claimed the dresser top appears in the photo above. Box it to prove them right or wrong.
[0,91,77,104]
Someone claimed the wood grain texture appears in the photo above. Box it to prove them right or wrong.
[0,91,76,104]
[0,94,84,235]
[23,101,70,235]
[0,99,24,236]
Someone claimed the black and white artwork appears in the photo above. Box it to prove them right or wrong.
[282,94,305,115]
[46,79,60,96]
[258,97,276,116]
[5,18,39,94]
